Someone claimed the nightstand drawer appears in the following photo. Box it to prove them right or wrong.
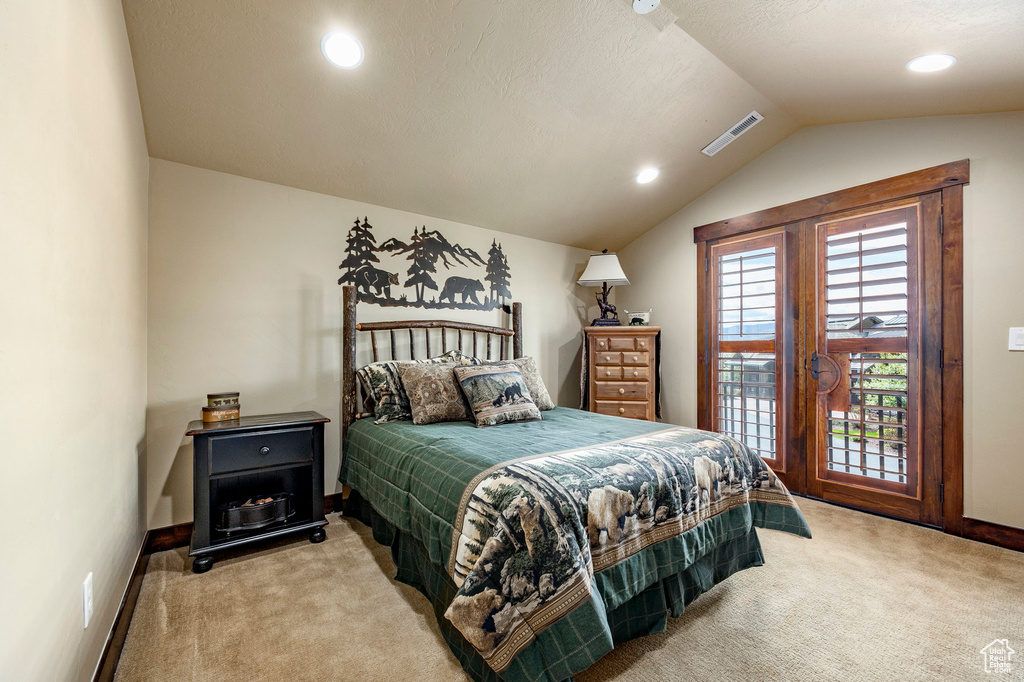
[595,381,649,401]
[595,400,648,419]
[621,351,649,366]
[208,427,313,475]
[595,352,621,365]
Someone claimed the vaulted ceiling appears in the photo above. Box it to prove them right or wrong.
[122,0,1024,250]
[668,0,1024,125]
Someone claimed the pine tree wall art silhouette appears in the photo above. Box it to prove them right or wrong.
[337,217,399,300]
[485,239,511,306]
[337,216,511,310]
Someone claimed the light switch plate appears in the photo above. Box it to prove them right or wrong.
[1010,328,1024,351]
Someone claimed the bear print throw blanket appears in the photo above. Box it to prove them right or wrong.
[444,425,811,674]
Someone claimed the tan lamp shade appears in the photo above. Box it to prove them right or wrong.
[577,253,630,287]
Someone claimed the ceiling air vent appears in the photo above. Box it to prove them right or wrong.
[701,111,764,157]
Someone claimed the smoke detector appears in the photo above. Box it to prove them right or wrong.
[632,0,660,14]
[701,111,764,157]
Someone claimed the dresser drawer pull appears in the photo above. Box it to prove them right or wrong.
[618,407,625,414]
[259,447,271,456]
[606,370,613,376]
[598,341,605,348]
[632,356,638,362]
[639,341,646,348]
[633,371,639,377]
[618,388,625,394]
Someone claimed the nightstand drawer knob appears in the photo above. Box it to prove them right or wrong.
[618,388,625,394]
[259,446,271,456]
[618,407,625,414]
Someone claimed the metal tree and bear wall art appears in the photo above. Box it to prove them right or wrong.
[338,217,512,310]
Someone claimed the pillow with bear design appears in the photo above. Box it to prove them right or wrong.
[453,363,542,428]
[460,355,555,411]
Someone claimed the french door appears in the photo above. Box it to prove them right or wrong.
[703,193,944,526]
[707,230,801,492]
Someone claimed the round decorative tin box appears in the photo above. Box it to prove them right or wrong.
[202,405,240,422]
[207,392,240,407]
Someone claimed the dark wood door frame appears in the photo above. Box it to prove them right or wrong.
[695,160,967,536]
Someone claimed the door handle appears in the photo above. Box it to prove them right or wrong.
[811,352,842,394]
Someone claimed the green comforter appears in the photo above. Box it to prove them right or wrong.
[341,407,810,681]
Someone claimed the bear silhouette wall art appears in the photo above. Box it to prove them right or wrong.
[338,217,512,311]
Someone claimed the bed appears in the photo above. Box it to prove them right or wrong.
[338,287,811,682]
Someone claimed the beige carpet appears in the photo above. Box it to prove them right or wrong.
[115,499,1024,681]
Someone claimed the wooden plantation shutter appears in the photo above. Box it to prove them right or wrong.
[708,231,787,467]
[816,205,919,493]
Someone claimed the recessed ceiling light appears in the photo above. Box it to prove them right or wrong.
[906,54,956,73]
[321,31,363,69]
[636,167,659,184]
[632,0,660,14]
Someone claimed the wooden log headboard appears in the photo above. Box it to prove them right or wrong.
[341,285,523,442]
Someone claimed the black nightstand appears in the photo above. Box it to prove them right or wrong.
[185,411,330,573]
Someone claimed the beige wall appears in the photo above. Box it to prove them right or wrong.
[146,159,595,528]
[0,1,149,680]
[617,111,1024,529]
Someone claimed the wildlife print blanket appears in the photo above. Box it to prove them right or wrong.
[444,427,809,673]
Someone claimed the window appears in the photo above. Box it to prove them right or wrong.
[709,233,785,463]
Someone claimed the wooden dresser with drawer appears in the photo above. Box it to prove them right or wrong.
[586,325,659,421]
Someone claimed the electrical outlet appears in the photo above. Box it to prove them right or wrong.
[83,573,94,628]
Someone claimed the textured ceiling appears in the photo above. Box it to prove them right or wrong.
[668,0,1024,125]
[121,0,797,250]
[122,0,1023,250]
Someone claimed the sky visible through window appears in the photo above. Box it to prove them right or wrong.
[716,221,909,341]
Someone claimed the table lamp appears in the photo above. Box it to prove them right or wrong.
[577,250,630,326]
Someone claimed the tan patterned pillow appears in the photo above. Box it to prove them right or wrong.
[356,351,475,424]
[510,356,555,411]
[397,363,471,425]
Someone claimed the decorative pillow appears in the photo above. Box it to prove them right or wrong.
[398,363,471,425]
[510,356,555,411]
[356,362,409,424]
[454,364,542,428]
[469,355,555,410]
[357,351,469,424]
[439,349,480,366]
